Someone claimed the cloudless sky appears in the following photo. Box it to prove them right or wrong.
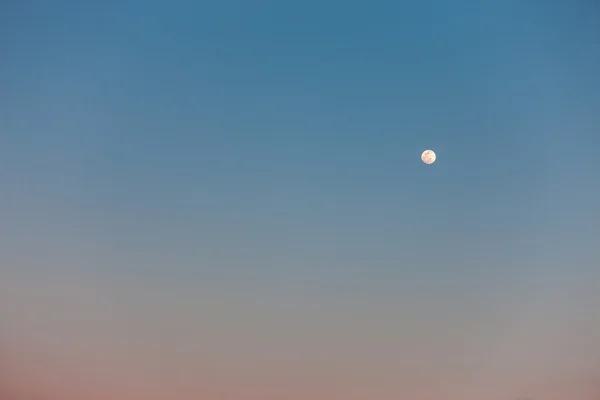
[1,1,599,399]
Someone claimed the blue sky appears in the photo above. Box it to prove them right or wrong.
[1,1,600,397]
[2,1,598,278]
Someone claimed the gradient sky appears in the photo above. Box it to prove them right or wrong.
[1,1,600,399]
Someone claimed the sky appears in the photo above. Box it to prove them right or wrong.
[1,1,599,399]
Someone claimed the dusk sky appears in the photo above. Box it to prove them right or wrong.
[1,1,599,399]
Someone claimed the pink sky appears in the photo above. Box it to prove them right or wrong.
[2,273,599,400]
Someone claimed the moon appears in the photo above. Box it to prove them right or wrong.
[421,150,436,164]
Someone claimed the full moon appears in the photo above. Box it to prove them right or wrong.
[421,150,436,164]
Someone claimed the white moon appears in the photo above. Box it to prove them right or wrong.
[421,150,436,164]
